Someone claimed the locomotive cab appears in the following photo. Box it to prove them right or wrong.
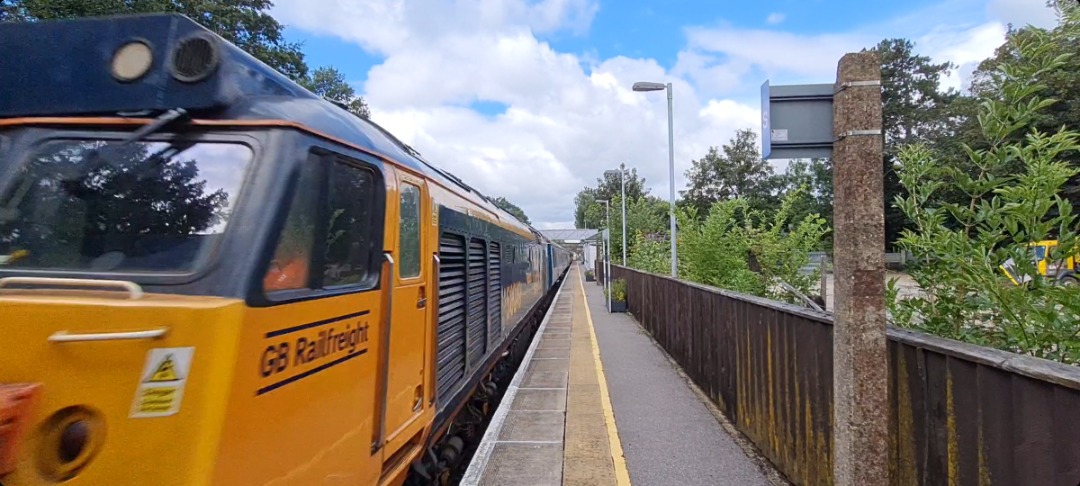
[0,14,432,486]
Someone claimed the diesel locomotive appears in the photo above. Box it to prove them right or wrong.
[0,13,571,486]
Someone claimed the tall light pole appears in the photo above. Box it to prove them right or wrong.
[632,81,677,277]
[596,199,611,311]
[604,167,627,266]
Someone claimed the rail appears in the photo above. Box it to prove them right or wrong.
[608,264,1080,486]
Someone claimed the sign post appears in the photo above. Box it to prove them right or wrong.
[829,52,886,486]
[762,53,886,485]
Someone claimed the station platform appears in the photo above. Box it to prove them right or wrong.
[461,264,779,486]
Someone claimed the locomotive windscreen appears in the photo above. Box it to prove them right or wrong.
[0,136,252,274]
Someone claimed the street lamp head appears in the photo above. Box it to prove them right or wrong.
[632,81,666,92]
[603,169,622,177]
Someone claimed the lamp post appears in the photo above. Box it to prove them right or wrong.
[596,198,611,311]
[632,81,677,278]
[603,167,627,266]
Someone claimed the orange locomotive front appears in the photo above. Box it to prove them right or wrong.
[0,12,569,486]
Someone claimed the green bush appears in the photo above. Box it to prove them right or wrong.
[889,10,1080,364]
[606,278,627,302]
[676,187,829,303]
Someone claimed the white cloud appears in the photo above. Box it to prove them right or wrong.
[672,0,1062,97]
[916,22,1009,91]
[766,13,785,25]
[273,0,1059,228]
[275,0,757,228]
[987,0,1060,28]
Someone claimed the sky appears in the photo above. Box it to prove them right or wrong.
[271,0,1062,229]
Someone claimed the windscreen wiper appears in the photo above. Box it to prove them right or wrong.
[78,108,190,173]
[120,108,190,146]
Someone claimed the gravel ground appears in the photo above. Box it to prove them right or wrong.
[816,271,924,312]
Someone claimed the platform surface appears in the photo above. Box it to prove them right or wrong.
[462,264,776,486]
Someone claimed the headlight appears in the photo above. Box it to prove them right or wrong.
[111,40,154,82]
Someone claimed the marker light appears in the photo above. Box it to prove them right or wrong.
[111,41,153,82]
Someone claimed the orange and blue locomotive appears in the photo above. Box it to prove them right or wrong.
[0,13,571,486]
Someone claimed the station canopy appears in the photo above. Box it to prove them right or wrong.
[541,229,602,244]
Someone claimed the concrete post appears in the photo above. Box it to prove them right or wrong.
[831,51,887,485]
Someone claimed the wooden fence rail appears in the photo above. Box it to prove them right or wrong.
[609,264,1080,485]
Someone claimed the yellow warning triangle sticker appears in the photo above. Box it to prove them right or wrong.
[146,354,181,382]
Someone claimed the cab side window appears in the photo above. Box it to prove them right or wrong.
[263,160,320,292]
[323,161,378,287]
[398,183,421,278]
[264,153,382,296]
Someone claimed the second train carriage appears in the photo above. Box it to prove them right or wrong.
[0,13,572,486]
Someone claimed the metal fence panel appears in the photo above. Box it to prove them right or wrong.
[608,265,1080,486]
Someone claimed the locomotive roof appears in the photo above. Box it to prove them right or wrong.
[0,13,546,242]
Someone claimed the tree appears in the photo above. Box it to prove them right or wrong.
[889,8,1080,364]
[573,187,599,229]
[867,38,961,251]
[771,158,833,248]
[606,194,670,260]
[675,187,828,302]
[573,164,649,229]
[967,12,1080,209]
[681,128,776,216]
[491,196,530,225]
[301,66,371,119]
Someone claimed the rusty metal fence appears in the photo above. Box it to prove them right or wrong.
[609,265,1080,486]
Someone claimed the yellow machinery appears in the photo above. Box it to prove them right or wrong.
[1000,240,1079,286]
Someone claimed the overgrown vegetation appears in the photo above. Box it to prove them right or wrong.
[605,279,626,302]
[889,8,1080,364]
[678,187,829,303]
[577,2,1080,365]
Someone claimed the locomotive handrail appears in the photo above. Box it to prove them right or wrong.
[47,328,168,342]
[373,252,395,453]
[0,277,144,299]
[428,253,441,408]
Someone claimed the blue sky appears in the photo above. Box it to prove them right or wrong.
[273,0,1059,227]
[287,0,947,100]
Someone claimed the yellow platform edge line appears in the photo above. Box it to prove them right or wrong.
[578,267,633,486]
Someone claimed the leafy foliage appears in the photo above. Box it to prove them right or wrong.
[889,9,1080,364]
[673,187,829,302]
[602,194,671,262]
[868,38,962,251]
[682,129,777,216]
[605,278,626,302]
[574,163,649,230]
[626,230,670,276]
[300,67,371,118]
[771,158,833,249]
[491,196,530,225]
